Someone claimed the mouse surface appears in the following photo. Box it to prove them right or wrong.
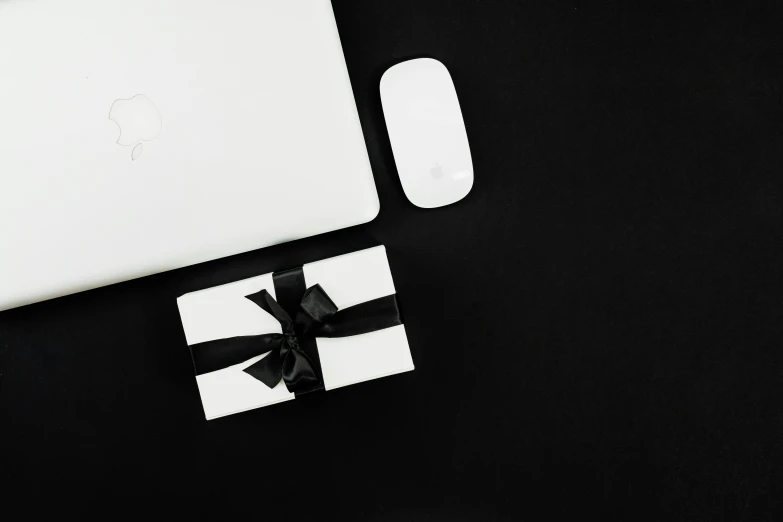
[380,58,474,208]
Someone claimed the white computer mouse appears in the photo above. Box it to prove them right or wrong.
[380,58,474,208]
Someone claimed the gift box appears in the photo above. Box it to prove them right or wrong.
[177,246,414,420]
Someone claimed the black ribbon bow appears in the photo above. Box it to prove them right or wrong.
[188,267,403,395]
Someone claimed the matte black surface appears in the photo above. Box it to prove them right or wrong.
[2,1,782,519]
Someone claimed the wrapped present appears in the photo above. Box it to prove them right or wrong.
[177,246,414,420]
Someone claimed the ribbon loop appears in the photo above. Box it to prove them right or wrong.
[312,295,402,338]
[297,284,339,336]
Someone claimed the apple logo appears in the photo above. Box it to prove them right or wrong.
[108,94,162,161]
[430,163,445,179]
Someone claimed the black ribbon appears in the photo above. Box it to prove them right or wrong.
[188,267,403,395]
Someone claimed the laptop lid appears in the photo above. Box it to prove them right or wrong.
[0,0,379,311]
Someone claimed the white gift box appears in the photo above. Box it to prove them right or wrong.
[177,246,414,420]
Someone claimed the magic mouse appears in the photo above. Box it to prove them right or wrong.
[380,58,474,208]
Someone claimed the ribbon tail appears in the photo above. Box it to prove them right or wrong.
[245,289,293,329]
[243,348,286,389]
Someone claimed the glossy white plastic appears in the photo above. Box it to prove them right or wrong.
[380,58,474,208]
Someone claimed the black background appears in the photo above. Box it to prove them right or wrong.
[2,0,782,519]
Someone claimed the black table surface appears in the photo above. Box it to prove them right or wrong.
[2,1,782,519]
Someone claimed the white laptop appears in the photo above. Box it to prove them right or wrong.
[0,0,379,311]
